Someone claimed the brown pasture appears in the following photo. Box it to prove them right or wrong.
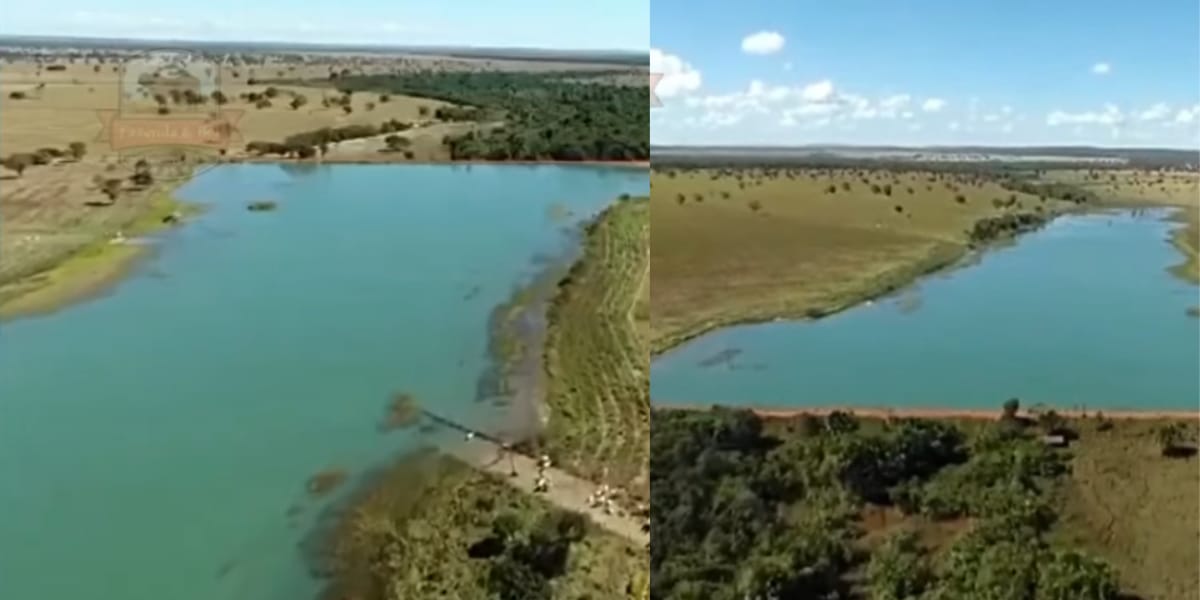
[649,167,1069,353]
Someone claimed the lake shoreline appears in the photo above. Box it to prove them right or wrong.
[656,404,1200,421]
[651,202,1194,358]
[0,160,644,322]
[0,187,198,322]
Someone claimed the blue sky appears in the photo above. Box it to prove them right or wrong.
[0,0,649,50]
[652,0,1200,147]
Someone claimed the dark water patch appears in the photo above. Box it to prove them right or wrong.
[215,559,237,580]
[307,469,349,497]
[462,284,482,301]
[893,290,924,314]
[378,392,421,433]
[697,348,742,368]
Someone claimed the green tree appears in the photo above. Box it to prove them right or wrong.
[487,556,551,600]
[1035,549,1119,600]
[68,141,87,160]
[384,134,410,152]
[867,532,932,600]
[3,153,36,176]
[1002,398,1021,420]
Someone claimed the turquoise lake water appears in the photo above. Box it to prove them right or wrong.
[0,164,647,600]
[651,210,1200,411]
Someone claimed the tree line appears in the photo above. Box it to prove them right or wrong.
[328,71,648,161]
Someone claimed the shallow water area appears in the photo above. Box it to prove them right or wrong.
[0,163,647,600]
[651,210,1200,411]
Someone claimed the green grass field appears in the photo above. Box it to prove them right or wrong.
[542,196,650,503]
[649,167,1067,353]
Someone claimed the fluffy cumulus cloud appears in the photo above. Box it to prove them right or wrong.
[659,76,940,135]
[650,48,702,98]
[1176,104,1200,124]
[741,31,785,55]
[1091,62,1111,75]
[921,98,946,112]
[801,79,835,102]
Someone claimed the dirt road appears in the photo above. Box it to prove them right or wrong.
[446,440,649,547]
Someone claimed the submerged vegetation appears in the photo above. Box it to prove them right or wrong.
[651,407,1197,600]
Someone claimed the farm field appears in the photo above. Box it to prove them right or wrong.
[0,61,461,157]
[649,166,1073,353]
[0,51,648,318]
[542,197,651,504]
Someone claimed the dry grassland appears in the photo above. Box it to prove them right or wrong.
[649,167,1071,353]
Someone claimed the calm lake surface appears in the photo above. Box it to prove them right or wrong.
[0,164,647,600]
[652,210,1199,411]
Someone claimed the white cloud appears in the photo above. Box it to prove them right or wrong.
[1091,62,1111,75]
[1001,123,1014,134]
[801,79,835,102]
[1046,104,1124,127]
[879,94,911,110]
[741,31,785,55]
[1137,103,1171,121]
[921,98,946,112]
[983,114,1001,123]
[650,48,702,98]
[1175,104,1200,124]
[949,121,961,131]
[783,62,793,71]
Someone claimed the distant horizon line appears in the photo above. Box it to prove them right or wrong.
[0,32,649,56]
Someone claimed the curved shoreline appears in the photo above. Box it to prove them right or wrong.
[0,160,645,322]
[657,403,1200,421]
[651,202,1195,357]
[651,240,967,356]
[0,189,197,322]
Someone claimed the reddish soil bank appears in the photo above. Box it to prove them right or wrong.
[659,403,1200,421]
